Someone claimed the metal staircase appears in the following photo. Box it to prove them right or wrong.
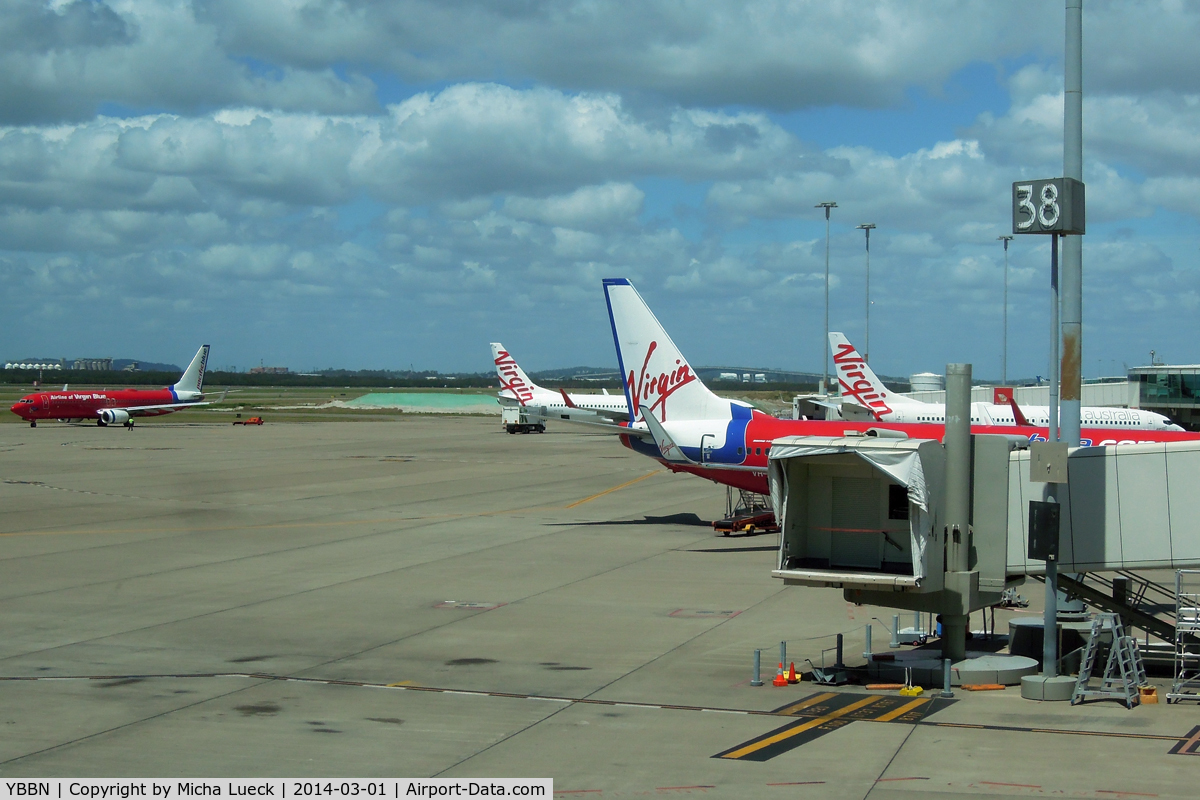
[1057,571,1177,644]
[1168,570,1200,704]
[1072,613,1147,708]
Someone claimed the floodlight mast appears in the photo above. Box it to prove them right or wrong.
[1061,0,1083,447]
[857,224,876,363]
[999,235,1014,384]
[816,201,837,392]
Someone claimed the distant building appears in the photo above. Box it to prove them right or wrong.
[73,358,113,371]
[1129,364,1200,429]
[4,359,64,370]
[249,365,289,375]
[910,372,945,392]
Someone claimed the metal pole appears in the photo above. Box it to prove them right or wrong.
[941,659,955,698]
[816,201,837,392]
[943,363,972,662]
[999,235,1013,384]
[858,223,876,362]
[780,640,786,672]
[1043,493,1059,677]
[1042,237,1063,679]
[1061,0,1084,448]
[752,649,763,686]
[1049,235,1060,443]
[864,624,873,660]
[890,614,900,648]
[945,364,972,573]
[835,633,844,668]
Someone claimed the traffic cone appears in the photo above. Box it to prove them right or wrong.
[772,663,788,686]
[786,662,799,684]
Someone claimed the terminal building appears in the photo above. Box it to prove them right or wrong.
[1129,364,1200,430]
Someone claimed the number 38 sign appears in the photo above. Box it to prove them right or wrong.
[1012,177,1085,235]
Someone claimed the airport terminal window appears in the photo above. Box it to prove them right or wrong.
[888,484,909,520]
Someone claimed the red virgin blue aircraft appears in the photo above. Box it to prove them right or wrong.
[600,279,1200,495]
[10,345,214,429]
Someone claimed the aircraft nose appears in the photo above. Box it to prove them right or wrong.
[10,402,25,416]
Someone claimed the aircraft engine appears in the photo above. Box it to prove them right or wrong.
[99,409,131,425]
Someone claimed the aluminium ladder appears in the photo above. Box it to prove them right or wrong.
[1071,613,1146,708]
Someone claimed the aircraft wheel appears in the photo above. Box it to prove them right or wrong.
[97,420,107,427]
[30,421,36,428]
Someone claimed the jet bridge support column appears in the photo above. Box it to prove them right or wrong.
[942,363,974,662]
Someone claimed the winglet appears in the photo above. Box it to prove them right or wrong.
[994,387,1031,426]
[640,410,697,464]
[559,388,580,409]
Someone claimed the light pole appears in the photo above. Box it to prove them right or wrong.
[816,201,837,393]
[998,235,1013,384]
[857,223,876,363]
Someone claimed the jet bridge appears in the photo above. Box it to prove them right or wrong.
[769,435,1200,616]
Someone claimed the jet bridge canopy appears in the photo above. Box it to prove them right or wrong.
[768,436,945,590]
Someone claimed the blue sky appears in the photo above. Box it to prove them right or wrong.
[3,1,1200,380]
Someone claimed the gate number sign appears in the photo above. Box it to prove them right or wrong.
[1012,177,1085,235]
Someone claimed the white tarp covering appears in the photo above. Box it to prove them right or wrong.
[768,437,936,581]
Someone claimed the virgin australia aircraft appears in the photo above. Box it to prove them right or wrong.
[828,332,1182,432]
[600,279,1199,495]
[491,342,629,421]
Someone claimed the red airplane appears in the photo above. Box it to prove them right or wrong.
[601,279,1200,496]
[10,345,214,429]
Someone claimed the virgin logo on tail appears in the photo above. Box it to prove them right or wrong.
[494,350,535,405]
[627,341,695,422]
[832,343,894,419]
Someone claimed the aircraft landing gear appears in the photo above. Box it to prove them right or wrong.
[124,421,134,430]
[97,420,107,427]
[30,421,36,428]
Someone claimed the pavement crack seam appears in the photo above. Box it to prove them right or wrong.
[862,719,919,800]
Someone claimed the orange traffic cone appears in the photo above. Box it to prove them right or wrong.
[772,662,788,686]
[786,662,799,684]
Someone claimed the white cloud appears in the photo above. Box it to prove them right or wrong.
[504,183,644,230]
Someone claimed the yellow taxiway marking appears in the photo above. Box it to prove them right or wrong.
[720,695,884,760]
[386,681,416,687]
[873,697,931,722]
[774,692,839,716]
[563,470,662,509]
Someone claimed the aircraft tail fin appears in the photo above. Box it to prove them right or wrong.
[829,333,917,420]
[603,279,728,422]
[490,343,542,406]
[994,387,1031,426]
[173,345,209,395]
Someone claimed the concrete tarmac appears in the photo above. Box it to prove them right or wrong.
[1,418,1197,796]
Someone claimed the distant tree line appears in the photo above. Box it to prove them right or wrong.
[2,368,821,393]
